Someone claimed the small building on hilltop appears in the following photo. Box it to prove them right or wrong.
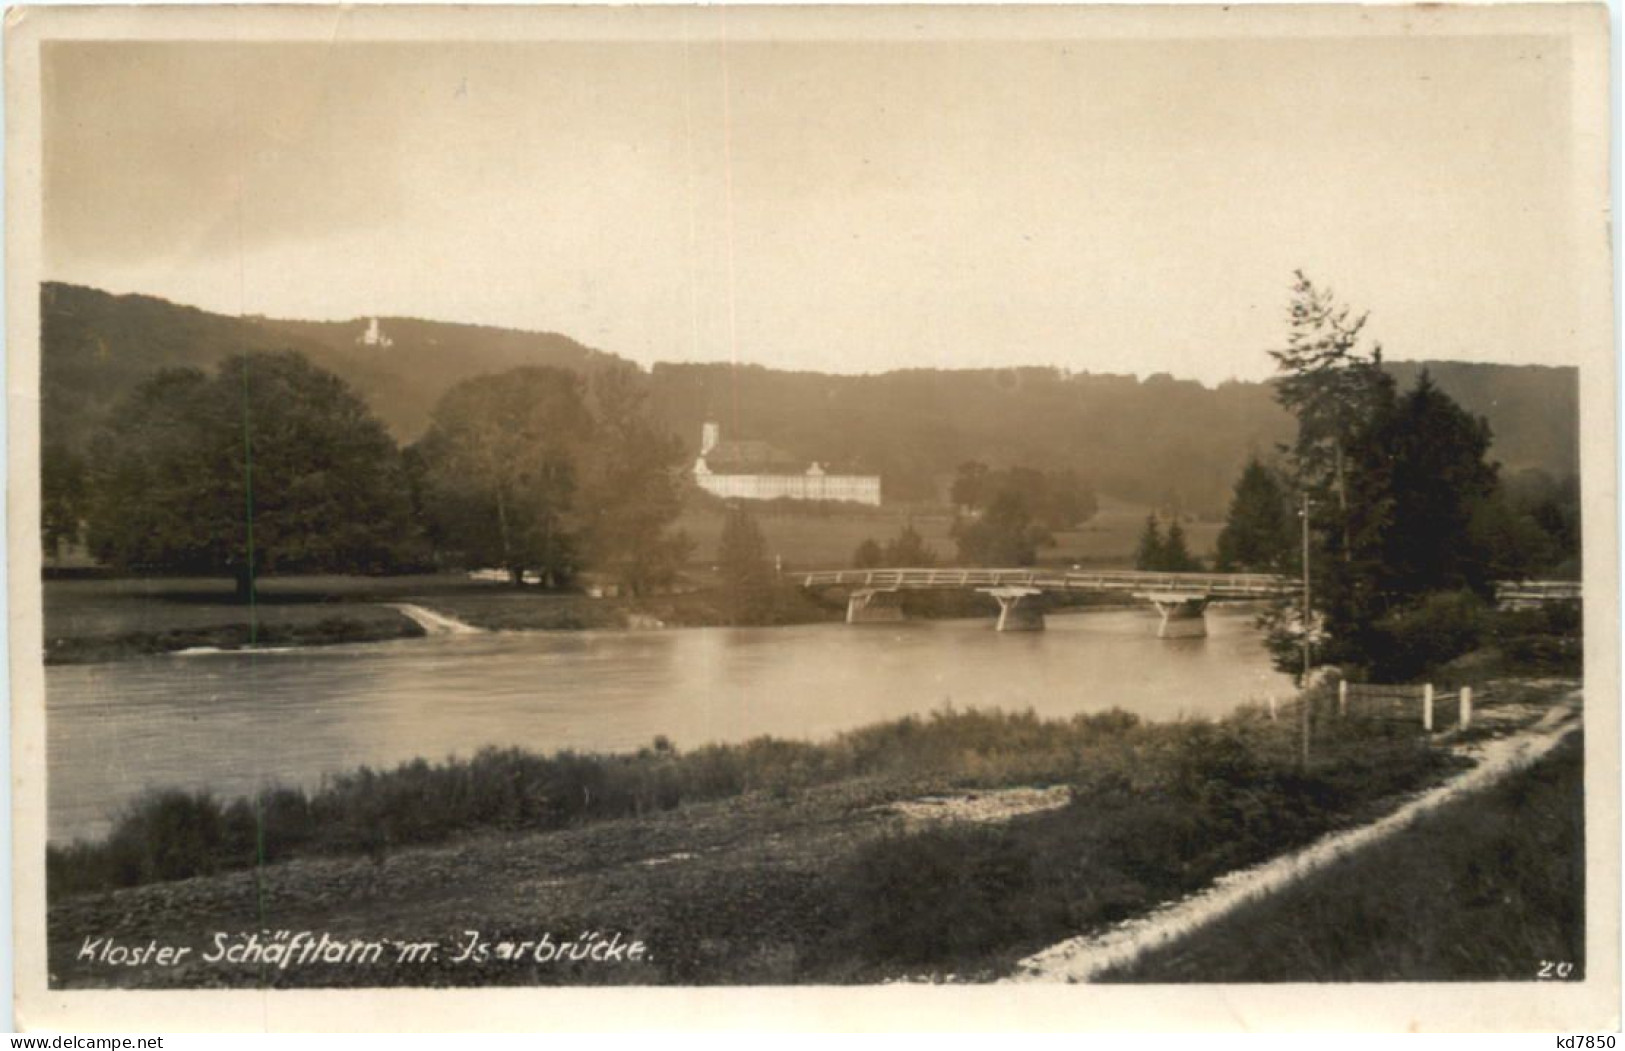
[691,421,881,506]
[356,317,394,348]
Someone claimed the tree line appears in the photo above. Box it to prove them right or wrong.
[69,351,693,600]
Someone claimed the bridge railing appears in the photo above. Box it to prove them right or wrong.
[1495,580,1582,603]
[802,567,1581,604]
[799,567,1297,596]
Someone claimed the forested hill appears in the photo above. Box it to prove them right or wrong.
[648,360,1580,510]
[40,282,623,451]
[1384,360,1580,482]
[649,364,1291,509]
[41,283,1579,516]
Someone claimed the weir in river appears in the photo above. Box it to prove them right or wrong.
[387,603,482,636]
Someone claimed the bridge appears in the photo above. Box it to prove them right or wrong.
[801,568,1582,638]
[800,568,1296,638]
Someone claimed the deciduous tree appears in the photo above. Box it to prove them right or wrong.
[86,352,413,600]
[577,364,693,595]
[954,492,1052,566]
[42,441,88,561]
[717,503,774,623]
[415,366,592,587]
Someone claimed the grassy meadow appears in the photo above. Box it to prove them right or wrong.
[1099,731,1585,982]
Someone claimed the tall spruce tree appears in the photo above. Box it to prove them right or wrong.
[1324,375,1499,678]
[1162,519,1199,572]
[1271,272,1395,562]
[1215,458,1295,572]
[1134,514,1165,571]
[1345,370,1498,600]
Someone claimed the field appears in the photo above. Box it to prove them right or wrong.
[676,493,1219,572]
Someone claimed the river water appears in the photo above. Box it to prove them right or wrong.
[46,607,1290,844]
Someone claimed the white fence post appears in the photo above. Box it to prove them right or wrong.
[1422,683,1434,733]
[1460,686,1473,730]
[1268,695,1277,722]
[1338,679,1348,718]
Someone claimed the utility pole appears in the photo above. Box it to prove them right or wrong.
[1300,492,1314,767]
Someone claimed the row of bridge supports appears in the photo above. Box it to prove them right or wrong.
[843,586,1215,636]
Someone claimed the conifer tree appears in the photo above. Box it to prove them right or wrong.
[1134,514,1165,571]
[1162,519,1198,572]
[1215,458,1294,572]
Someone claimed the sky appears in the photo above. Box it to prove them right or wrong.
[41,12,1599,384]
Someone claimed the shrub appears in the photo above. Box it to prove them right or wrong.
[1493,601,1583,675]
[1367,590,1491,681]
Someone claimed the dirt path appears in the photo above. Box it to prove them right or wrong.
[1005,691,1584,984]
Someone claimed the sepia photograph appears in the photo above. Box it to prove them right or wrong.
[6,2,1617,1032]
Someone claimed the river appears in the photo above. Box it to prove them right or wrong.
[46,607,1290,844]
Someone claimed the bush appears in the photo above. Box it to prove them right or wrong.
[1366,590,1491,681]
[1492,601,1583,675]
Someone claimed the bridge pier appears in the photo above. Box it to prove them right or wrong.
[1135,592,1211,639]
[979,586,1046,632]
[846,587,906,624]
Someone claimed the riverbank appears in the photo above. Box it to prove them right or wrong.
[41,573,816,664]
[43,573,1146,664]
[46,679,1578,987]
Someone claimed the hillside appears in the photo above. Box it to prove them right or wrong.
[40,283,626,448]
[1385,360,1580,479]
[649,359,1580,509]
[649,363,1291,509]
[40,283,1580,516]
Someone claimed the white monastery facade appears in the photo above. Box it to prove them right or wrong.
[691,422,882,506]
